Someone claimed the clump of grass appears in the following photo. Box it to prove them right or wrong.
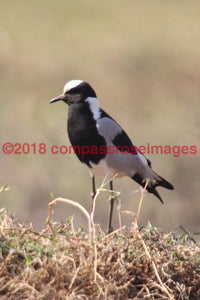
[0,188,200,299]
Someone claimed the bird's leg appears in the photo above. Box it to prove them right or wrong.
[108,180,115,233]
[91,176,96,216]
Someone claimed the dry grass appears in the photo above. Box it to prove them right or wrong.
[0,203,199,300]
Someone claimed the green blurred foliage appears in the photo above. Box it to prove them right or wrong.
[0,0,199,231]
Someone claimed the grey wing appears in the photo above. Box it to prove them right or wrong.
[96,111,150,178]
[96,116,124,143]
[97,109,134,148]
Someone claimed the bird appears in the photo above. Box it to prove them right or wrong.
[50,80,174,232]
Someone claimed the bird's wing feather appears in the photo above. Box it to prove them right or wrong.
[97,109,136,151]
[96,109,151,178]
[96,111,123,142]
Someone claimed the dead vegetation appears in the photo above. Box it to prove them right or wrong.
[0,204,199,300]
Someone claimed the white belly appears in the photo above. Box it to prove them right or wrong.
[88,159,126,179]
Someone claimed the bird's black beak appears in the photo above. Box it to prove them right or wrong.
[50,95,64,104]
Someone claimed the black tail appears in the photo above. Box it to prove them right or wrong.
[132,172,174,204]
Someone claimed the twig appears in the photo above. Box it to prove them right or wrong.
[136,179,149,224]
[68,265,80,291]
[46,198,91,237]
[104,226,126,239]
[138,232,174,299]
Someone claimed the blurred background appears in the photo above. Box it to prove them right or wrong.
[0,1,199,233]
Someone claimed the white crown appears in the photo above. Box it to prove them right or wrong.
[63,80,83,93]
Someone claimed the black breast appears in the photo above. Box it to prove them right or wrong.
[67,103,107,167]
